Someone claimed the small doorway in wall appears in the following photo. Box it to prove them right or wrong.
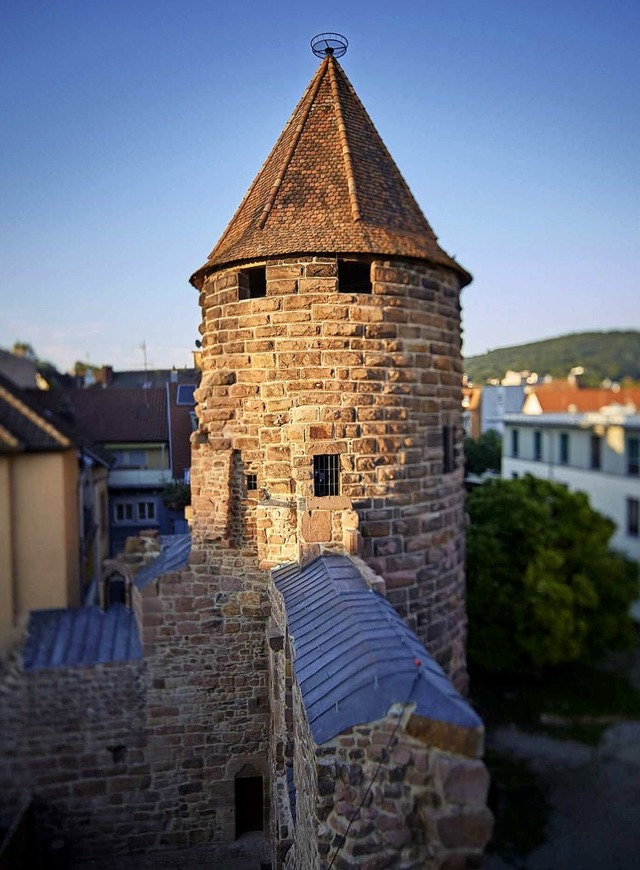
[235,764,264,838]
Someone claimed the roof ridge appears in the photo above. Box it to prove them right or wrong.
[333,58,434,239]
[0,381,70,448]
[258,57,330,229]
[328,56,361,222]
[209,59,329,259]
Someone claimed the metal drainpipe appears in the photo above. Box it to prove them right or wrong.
[166,382,174,481]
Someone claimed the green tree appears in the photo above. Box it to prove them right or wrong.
[466,476,638,675]
[464,430,502,476]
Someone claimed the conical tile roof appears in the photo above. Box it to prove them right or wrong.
[191,54,470,288]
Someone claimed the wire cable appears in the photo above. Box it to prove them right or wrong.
[326,659,422,869]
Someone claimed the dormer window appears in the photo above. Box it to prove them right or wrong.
[239,266,267,299]
[338,259,371,294]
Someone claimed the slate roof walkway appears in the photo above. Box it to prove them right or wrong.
[273,554,482,745]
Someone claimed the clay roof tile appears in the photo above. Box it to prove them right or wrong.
[191,55,470,288]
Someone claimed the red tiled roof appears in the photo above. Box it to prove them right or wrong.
[191,55,470,288]
[527,385,640,413]
[30,388,169,444]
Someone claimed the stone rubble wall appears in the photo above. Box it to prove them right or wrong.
[192,255,467,686]
[134,538,272,851]
[0,652,147,862]
[268,564,492,870]
[275,681,492,870]
[0,534,273,867]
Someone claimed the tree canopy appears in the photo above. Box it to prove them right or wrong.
[466,476,639,675]
[464,430,502,476]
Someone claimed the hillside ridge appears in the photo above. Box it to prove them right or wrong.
[464,330,640,386]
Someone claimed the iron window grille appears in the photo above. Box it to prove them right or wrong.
[246,473,258,492]
[313,454,340,497]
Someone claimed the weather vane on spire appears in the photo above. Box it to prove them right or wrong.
[311,33,348,58]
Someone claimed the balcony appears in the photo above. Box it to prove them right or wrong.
[108,468,172,488]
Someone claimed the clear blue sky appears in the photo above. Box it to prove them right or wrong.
[1,0,638,371]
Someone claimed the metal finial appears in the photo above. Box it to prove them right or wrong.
[311,33,348,59]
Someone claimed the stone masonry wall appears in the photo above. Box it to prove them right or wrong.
[192,255,467,686]
[0,532,272,867]
[278,682,491,870]
[0,653,147,863]
[134,539,271,852]
[268,571,491,870]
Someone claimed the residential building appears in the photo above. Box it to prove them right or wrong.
[0,374,109,651]
[31,385,196,554]
[503,406,640,561]
[480,383,526,434]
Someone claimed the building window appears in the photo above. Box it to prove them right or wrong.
[534,430,542,462]
[590,434,601,470]
[443,425,455,473]
[114,498,159,526]
[628,437,639,476]
[115,503,133,523]
[511,429,519,458]
[559,432,569,465]
[338,259,371,294]
[138,501,156,521]
[176,384,196,406]
[239,266,266,299]
[246,473,257,492]
[628,498,639,537]
[313,455,340,497]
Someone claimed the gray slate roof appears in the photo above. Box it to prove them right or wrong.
[273,555,481,745]
[134,534,192,589]
[23,605,142,671]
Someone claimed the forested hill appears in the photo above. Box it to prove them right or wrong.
[464,331,640,385]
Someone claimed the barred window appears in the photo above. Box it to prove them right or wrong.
[246,473,258,492]
[313,454,340,497]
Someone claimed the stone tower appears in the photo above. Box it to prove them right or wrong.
[190,47,471,688]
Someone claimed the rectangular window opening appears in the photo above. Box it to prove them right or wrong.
[246,473,258,492]
[138,501,156,521]
[534,431,542,462]
[628,498,639,537]
[313,454,340,497]
[559,432,569,465]
[239,266,267,299]
[511,429,519,458]
[591,434,601,470]
[176,384,196,406]
[338,259,372,294]
[114,498,158,526]
[628,437,639,476]
[443,425,455,474]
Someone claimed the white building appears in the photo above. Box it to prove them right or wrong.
[480,384,526,435]
[502,407,640,562]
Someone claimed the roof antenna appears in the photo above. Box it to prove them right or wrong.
[311,33,348,59]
